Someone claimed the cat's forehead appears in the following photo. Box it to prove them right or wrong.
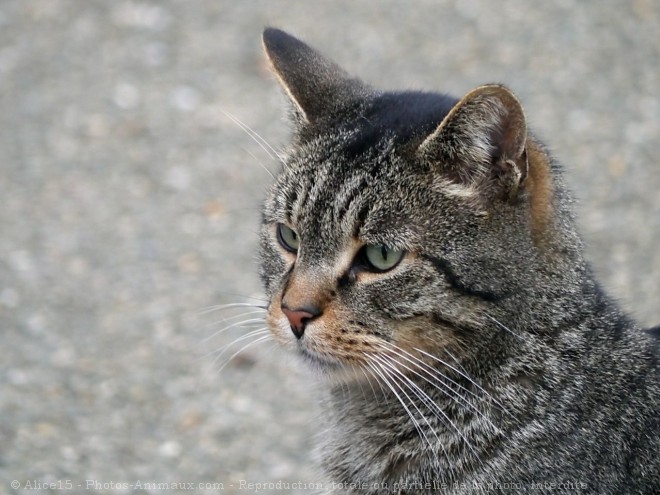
[268,135,439,253]
[262,91,474,255]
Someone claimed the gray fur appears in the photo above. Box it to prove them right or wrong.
[258,28,659,494]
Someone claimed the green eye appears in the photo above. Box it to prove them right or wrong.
[363,244,404,272]
[277,223,300,252]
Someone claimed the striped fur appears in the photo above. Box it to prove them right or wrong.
[258,28,659,494]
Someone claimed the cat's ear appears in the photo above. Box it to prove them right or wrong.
[262,28,369,129]
[418,84,528,204]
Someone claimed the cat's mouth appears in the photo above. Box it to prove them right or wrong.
[267,300,384,373]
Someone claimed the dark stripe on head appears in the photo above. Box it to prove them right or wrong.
[335,176,369,226]
[285,185,299,222]
[290,181,309,225]
[352,201,373,238]
[423,255,506,303]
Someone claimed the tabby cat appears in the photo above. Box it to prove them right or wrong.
[257,28,659,494]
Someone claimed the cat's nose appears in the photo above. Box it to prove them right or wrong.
[281,304,321,339]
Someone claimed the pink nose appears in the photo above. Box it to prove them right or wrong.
[281,305,321,339]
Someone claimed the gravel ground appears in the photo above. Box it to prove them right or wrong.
[1,1,658,494]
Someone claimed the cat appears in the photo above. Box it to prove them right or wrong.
[256,27,659,494]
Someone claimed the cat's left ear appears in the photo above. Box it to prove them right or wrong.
[418,84,528,204]
[262,28,370,132]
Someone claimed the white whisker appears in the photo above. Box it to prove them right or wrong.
[443,348,470,376]
[413,346,511,416]
[379,342,498,409]
[371,354,460,479]
[241,145,276,180]
[379,342,482,401]
[373,354,479,460]
[368,356,444,464]
[215,334,272,375]
[208,309,267,324]
[358,364,382,405]
[365,359,429,450]
[363,361,391,408]
[221,109,284,164]
[197,302,267,316]
[202,317,267,343]
[351,367,369,403]
[485,314,530,342]
[375,344,502,434]
[203,310,267,331]
[207,328,269,362]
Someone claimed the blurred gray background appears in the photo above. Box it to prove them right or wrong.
[1,1,658,494]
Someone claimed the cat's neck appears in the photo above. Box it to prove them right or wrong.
[317,278,645,488]
[319,371,509,487]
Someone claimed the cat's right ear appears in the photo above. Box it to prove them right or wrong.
[262,28,369,131]
[418,84,529,206]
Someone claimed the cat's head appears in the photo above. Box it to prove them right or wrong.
[259,28,564,380]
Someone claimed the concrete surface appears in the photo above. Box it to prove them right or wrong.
[1,1,658,494]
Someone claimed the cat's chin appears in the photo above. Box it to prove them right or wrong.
[297,345,343,370]
[295,345,368,384]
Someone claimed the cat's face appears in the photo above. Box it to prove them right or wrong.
[261,132,471,375]
[259,29,544,380]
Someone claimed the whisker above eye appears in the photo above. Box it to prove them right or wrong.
[220,108,284,165]
[241,145,276,180]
